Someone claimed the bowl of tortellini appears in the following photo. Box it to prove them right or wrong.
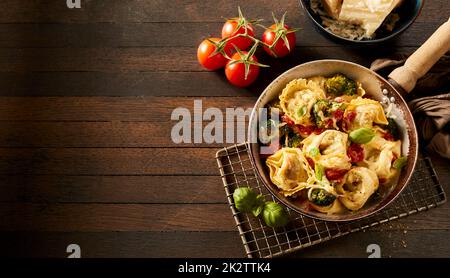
[248,60,418,221]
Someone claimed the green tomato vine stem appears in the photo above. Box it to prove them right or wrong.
[205,7,299,80]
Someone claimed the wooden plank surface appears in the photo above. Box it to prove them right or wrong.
[0,0,448,258]
[0,121,245,147]
[0,202,449,232]
[0,203,236,232]
[0,72,260,97]
[0,97,256,121]
[0,0,446,23]
[0,148,221,175]
[0,47,420,72]
[0,175,226,203]
[0,22,442,48]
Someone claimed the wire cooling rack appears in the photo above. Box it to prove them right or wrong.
[216,143,447,258]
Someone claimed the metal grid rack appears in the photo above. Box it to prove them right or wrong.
[216,143,447,258]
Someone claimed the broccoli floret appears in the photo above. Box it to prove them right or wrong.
[279,124,290,137]
[312,99,332,127]
[287,133,302,148]
[325,74,357,96]
[309,188,336,207]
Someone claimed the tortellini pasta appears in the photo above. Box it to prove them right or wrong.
[279,78,326,126]
[358,133,401,185]
[266,148,314,196]
[302,130,351,171]
[336,167,379,211]
[262,74,405,215]
[344,97,389,130]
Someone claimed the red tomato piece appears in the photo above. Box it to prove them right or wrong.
[313,127,325,135]
[333,109,344,121]
[281,115,295,126]
[346,111,357,122]
[306,157,315,170]
[347,143,364,163]
[383,132,395,141]
[325,169,348,181]
[297,125,314,135]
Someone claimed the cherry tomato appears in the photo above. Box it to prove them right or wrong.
[306,157,315,169]
[383,132,395,141]
[347,143,364,163]
[281,115,315,136]
[222,19,255,50]
[197,38,231,70]
[262,24,296,58]
[325,168,348,181]
[343,110,357,130]
[345,111,357,122]
[313,127,325,135]
[295,125,314,136]
[281,115,295,126]
[333,109,344,121]
[225,51,260,87]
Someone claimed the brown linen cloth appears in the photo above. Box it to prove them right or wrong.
[370,55,450,159]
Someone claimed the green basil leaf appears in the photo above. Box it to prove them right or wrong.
[262,202,289,228]
[393,156,407,169]
[349,127,375,144]
[233,187,258,213]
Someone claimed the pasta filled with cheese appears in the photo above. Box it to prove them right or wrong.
[358,133,401,185]
[336,167,379,211]
[266,148,315,196]
[302,130,351,171]
[344,97,388,130]
[279,78,326,126]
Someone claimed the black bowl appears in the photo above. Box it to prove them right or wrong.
[299,0,424,44]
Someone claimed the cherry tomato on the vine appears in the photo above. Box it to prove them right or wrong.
[262,24,296,58]
[197,38,232,70]
[221,7,255,50]
[222,20,255,50]
[262,13,298,58]
[225,51,260,87]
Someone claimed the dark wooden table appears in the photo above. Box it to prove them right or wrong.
[0,0,448,258]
